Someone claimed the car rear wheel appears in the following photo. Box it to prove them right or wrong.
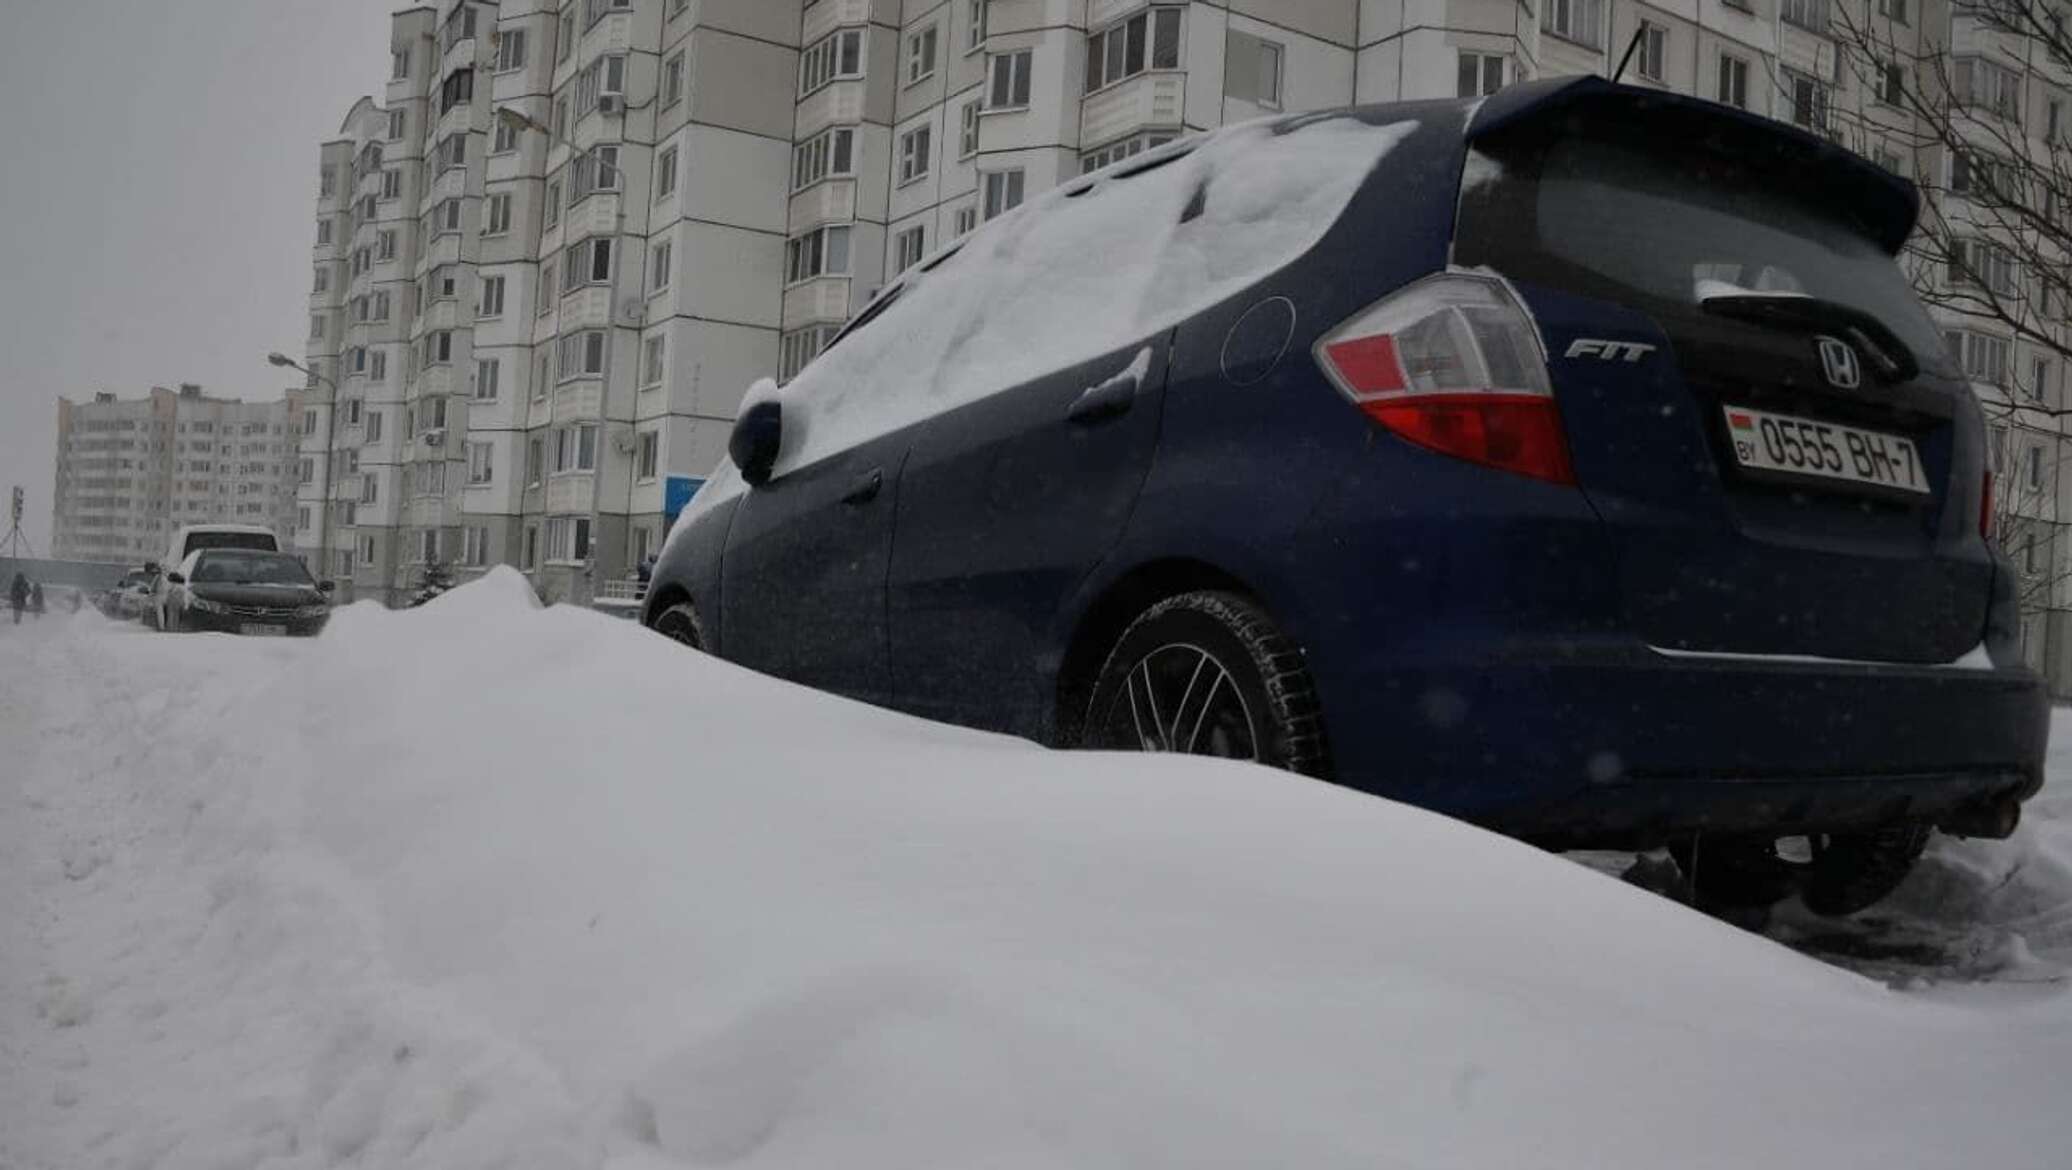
[1081,591,1330,778]
[1669,822,1931,917]
[651,601,705,650]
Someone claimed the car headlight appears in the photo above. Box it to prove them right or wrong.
[297,604,331,618]
[189,597,231,615]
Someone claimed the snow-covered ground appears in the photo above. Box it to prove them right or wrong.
[5,571,2072,1169]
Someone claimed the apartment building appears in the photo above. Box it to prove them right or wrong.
[300,0,2072,687]
[51,384,306,565]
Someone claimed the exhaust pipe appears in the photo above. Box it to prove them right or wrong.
[1939,796,2022,840]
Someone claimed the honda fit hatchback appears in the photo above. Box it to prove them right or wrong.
[647,77,2048,916]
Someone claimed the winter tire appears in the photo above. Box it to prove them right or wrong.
[1670,822,1932,917]
[651,601,706,651]
[1081,590,1330,778]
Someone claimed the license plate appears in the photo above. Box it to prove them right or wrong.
[1722,406,1930,495]
[240,623,287,636]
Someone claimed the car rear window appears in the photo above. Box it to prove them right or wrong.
[191,551,311,585]
[1456,121,1953,375]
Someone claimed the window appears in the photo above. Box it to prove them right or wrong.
[792,127,856,189]
[538,262,556,314]
[378,230,397,261]
[1946,328,2013,385]
[1781,0,1830,30]
[544,181,561,228]
[982,169,1025,220]
[319,166,337,197]
[310,314,325,340]
[577,54,628,114]
[313,267,330,293]
[1457,52,1505,97]
[1224,30,1283,107]
[899,123,932,184]
[436,198,463,234]
[570,145,621,202]
[392,48,410,79]
[1636,22,1666,82]
[558,9,575,61]
[298,457,314,484]
[303,409,317,436]
[960,100,980,157]
[650,240,672,291]
[554,95,570,140]
[2034,358,2054,404]
[968,0,988,49]
[480,275,506,317]
[1543,0,1603,48]
[468,441,493,484]
[953,204,978,237]
[435,266,460,299]
[1880,0,1909,21]
[636,430,658,479]
[485,192,512,235]
[1949,238,2018,294]
[1787,71,1829,131]
[1877,61,1905,105]
[2030,445,2046,490]
[546,515,592,562]
[1713,54,1750,109]
[1873,147,1905,175]
[557,330,608,379]
[563,236,613,287]
[1087,8,1181,92]
[387,109,406,140]
[1951,151,2012,198]
[462,526,489,567]
[551,423,599,472]
[524,525,539,568]
[493,118,519,154]
[779,325,842,382]
[475,358,500,399]
[361,473,378,504]
[1082,132,1175,174]
[428,330,454,365]
[656,145,679,198]
[298,506,311,531]
[643,333,666,386]
[440,67,474,115]
[894,225,926,272]
[381,168,402,199]
[366,410,383,441]
[495,27,527,71]
[438,133,467,171]
[800,28,865,95]
[907,24,938,84]
[1954,57,2021,119]
[786,225,853,282]
[2051,97,2065,146]
[316,218,333,245]
[527,436,544,485]
[989,49,1032,108]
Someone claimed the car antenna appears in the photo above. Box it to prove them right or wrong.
[1610,26,1646,84]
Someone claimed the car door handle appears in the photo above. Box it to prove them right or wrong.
[1067,371,1140,425]
[842,467,884,505]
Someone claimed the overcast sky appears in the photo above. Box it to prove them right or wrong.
[0,1,389,552]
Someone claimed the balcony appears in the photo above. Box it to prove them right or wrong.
[1082,71,1185,150]
[783,276,852,326]
[789,180,858,234]
[801,0,869,46]
[796,81,867,140]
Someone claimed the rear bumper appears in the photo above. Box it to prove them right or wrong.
[1318,639,2049,848]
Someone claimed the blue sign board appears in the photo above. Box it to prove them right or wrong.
[663,475,705,524]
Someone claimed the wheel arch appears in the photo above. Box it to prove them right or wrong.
[1051,557,1267,747]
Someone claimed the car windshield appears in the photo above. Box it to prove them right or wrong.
[186,531,276,555]
[190,551,312,586]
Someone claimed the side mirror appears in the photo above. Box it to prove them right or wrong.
[144,561,161,573]
[166,572,186,585]
[729,399,784,488]
[318,580,337,595]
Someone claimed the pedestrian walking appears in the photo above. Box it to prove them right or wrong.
[30,583,45,617]
[8,573,27,625]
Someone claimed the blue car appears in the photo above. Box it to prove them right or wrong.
[648,76,2047,916]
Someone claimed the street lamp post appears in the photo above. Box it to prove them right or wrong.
[268,352,339,581]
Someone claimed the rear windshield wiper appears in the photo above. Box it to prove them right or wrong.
[1699,292,1920,383]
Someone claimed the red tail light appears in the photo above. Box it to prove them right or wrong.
[1981,470,1994,539]
[1315,275,1575,486]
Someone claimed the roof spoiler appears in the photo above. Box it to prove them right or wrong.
[1463,76,1920,254]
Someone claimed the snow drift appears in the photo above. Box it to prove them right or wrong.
[6,572,2072,1169]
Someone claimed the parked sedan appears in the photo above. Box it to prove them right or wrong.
[163,549,334,636]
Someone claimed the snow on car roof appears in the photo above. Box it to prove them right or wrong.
[769,113,1416,478]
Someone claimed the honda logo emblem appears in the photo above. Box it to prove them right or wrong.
[1816,336,1862,389]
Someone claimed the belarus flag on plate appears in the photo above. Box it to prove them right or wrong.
[1728,412,1754,430]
